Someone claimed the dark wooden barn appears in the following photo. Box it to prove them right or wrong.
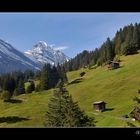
[93,101,107,112]
[130,107,140,121]
[107,61,120,70]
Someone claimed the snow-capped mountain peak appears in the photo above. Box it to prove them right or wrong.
[25,41,69,65]
[0,39,69,74]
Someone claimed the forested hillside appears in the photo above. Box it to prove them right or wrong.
[63,23,140,71]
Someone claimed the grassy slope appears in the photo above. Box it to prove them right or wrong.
[67,52,140,127]
[0,53,140,127]
[0,90,53,127]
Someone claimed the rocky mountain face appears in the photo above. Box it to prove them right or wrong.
[25,41,69,65]
[0,39,69,74]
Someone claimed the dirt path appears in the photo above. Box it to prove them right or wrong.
[87,111,134,122]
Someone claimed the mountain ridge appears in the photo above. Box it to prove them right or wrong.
[0,39,41,74]
[0,39,69,74]
[25,41,69,65]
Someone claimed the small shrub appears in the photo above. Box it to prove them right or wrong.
[26,81,35,93]
[133,96,140,103]
[13,88,18,96]
[1,90,11,102]
[137,89,140,94]
[114,55,121,62]
[122,114,129,118]
[80,72,86,77]
[127,121,136,127]
[35,84,41,92]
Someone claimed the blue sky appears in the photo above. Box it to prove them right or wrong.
[0,13,140,58]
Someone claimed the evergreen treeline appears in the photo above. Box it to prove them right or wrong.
[0,64,68,100]
[40,64,68,90]
[0,70,35,99]
[63,23,140,71]
[0,70,35,93]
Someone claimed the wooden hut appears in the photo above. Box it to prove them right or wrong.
[107,61,120,70]
[93,101,106,112]
[130,107,140,121]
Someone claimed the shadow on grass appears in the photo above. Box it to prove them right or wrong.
[68,78,83,85]
[4,99,22,104]
[119,65,124,68]
[104,108,114,112]
[0,116,30,123]
[125,51,139,56]
[88,67,97,70]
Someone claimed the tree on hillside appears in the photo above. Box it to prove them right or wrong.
[121,42,138,55]
[90,48,99,66]
[35,83,41,92]
[40,63,68,91]
[61,66,68,83]
[45,80,95,127]
[12,70,25,85]
[14,79,25,96]
[50,65,60,88]
[114,31,123,55]
[132,23,140,50]
[34,70,41,80]
[40,64,51,90]
[121,24,138,55]
[24,69,34,82]
[105,38,115,61]
[3,75,16,96]
[26,81,35,93]
[1,90,12,102]
[57,64,68,83]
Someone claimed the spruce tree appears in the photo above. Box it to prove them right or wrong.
[105,38,114,61]
[2,75,16,97]
[45,81,95,127]
[40,64,50,90]
[50,66,60,88]
[57,64,68,83]
[114,31,122,55]
[15,79,25,95]
[1,90,12,102]
[121,24,137,55]
[35,83,41,92]
[26,81,35,93]
[132,24,140,50]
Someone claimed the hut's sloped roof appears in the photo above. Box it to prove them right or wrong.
[93,101,106,105]
[107,61,119,64]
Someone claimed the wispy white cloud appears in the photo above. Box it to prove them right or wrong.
[50,44,55,47]
[54,46,69,51]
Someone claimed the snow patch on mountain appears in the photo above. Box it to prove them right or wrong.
[25,41,69,65]
[0,39,41,73]
[0,39,69,74]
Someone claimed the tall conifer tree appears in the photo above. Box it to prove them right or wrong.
[45,81,95,127]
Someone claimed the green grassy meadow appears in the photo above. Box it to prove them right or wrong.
[0,53,140,127]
